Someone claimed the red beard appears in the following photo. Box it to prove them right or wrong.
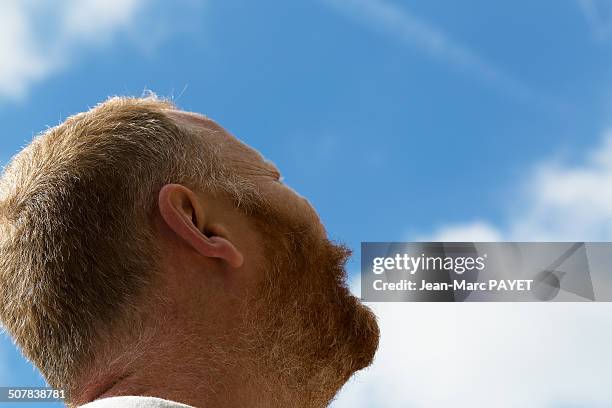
[244,210,380,407]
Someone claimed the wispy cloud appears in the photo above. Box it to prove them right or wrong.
[0,0,145,99]
[578,0,612,41]
[322,0,566,111]
[0,0,197,101]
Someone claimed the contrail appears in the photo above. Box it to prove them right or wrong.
[323,0,570,113]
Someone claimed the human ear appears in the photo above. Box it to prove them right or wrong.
[158,184,244,268]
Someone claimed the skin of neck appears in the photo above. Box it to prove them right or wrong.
[71,265,293,408]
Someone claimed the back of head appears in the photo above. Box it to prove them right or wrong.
[0,96,251,391]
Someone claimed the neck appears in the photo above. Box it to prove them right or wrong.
[72,325,293,408]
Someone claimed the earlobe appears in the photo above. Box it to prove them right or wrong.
[202,235,244,268]
[158,184,244,268]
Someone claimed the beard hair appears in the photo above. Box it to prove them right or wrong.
[238,209,380,408]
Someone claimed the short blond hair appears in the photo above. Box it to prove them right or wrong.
[0,96,259,389]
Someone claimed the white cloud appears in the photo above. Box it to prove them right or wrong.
[419,220,503,242]
[62,0,143,42]
[322,0,563,111]
[332,130,612,407]
[333,301,612,408]
[0,2,50,99]
[427,129,612,242]
[0,0,150,100]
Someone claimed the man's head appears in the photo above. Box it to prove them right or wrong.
[0,96,379,407]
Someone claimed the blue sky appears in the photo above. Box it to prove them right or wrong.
[2,0,612,407]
